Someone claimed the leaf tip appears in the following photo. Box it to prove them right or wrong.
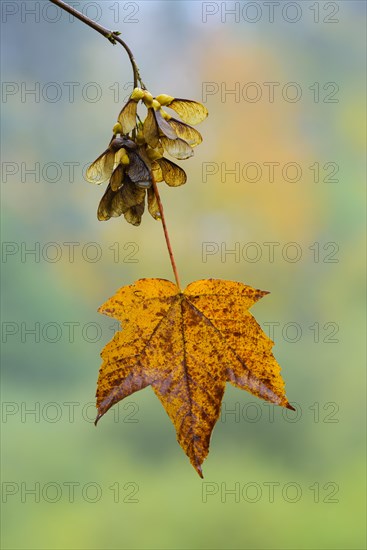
[94,412,103,426]
[285,402,296,411]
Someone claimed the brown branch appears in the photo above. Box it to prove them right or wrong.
[48,0,146,89]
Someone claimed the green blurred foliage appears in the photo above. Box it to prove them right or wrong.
[1,1,365,549]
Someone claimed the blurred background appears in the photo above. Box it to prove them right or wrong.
[1,1,366,548]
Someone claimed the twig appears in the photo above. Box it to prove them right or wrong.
[48,0,145,89]
[151,176,181,291]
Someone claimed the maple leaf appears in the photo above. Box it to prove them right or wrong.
[95,278,294,477]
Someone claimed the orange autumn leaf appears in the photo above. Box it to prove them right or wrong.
[95,278,294,477]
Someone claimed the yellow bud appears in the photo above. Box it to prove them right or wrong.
[121,154,130,165]
[114,147,126,163]
[131,87,144,101]
[156,94,174,106]
[112,122,123,134]
[152,99,161,111]
[143,91,154,107]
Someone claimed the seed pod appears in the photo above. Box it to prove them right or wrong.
[112,122,123,135]
[121,153,130,165]
[143,91,154,107]
[131,87,144,101]
[152,99,161,111]
[156,94,174,106]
